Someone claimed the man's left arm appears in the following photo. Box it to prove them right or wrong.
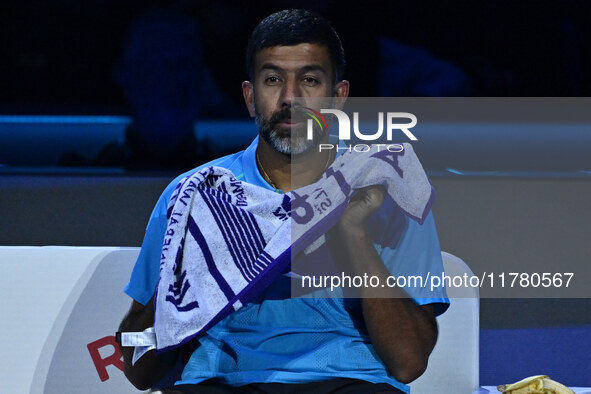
[332,186,438,384]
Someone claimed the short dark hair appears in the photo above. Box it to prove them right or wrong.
[246,9,345,83]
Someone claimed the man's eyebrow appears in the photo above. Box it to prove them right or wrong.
[259,63,283,73]
[299,65,328,75]
[257,63,328,75]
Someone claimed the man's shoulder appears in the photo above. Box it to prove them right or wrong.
[154,151,244,209]
[161,150,245,196]
[195,150,245,175]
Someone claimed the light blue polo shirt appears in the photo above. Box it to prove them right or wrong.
[125,136,449,393]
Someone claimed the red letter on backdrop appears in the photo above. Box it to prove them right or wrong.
[87,336,124,382]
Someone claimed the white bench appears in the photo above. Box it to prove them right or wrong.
[0,247,478,393]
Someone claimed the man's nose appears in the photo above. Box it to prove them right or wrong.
[279,79,302,108]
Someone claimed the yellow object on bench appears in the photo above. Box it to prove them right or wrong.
[498,375,575,394]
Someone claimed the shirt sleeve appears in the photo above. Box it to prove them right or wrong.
[124,182,176,305]
[375,207,450,317]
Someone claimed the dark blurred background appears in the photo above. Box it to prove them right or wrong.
[2,0,590,116]
[1,0,590,387]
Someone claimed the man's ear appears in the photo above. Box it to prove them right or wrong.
[334,80,350,110]
[242,81,255,117]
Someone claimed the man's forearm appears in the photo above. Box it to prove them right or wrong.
[333,226,438,384]
[361,297,437,383]
[118,299,179,390]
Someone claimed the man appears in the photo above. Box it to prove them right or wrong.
[119,9,448,394]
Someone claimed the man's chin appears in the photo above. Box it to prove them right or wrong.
[291,139,320,156]
[267,137,317,156]
[263,125,323,156]
[273,123,306,137]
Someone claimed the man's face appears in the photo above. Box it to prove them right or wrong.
[243,43,348,156]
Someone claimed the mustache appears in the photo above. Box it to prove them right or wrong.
[269,107,307,125]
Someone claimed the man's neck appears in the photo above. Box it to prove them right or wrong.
[256,139,333,192]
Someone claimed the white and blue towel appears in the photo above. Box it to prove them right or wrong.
[153,143,435,352]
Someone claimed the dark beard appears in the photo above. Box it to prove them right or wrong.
[255,107,322,156]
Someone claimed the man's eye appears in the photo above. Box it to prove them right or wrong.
[303,77,319,86]
[266,76,280,84]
